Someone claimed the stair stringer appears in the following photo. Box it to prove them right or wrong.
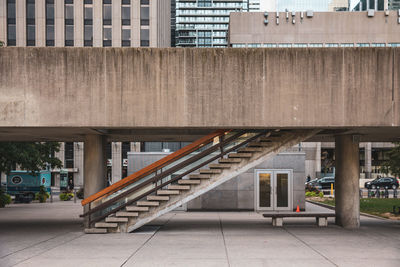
[126,129,320,233]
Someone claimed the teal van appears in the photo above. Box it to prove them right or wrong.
[6,170,51,202]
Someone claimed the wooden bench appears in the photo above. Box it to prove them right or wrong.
[262,213,335,227]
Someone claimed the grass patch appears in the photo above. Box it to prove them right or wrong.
[308,197,400,219]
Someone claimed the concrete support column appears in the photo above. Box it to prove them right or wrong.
[74,142,84,188]
[54,0,65,47]
[83,135,107,199]
[111,142,122,183]
[112,0,121,47]
[364,142,372,178]
[93,0,102,47]
[131,0,140,47]
[74,0,84,47]
[16,0,26,46]
[36,0,46,47]
[130,142,141,152]
[384,0,388,10]
[335,135,360,229]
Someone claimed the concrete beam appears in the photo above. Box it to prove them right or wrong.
[335,135,360,229]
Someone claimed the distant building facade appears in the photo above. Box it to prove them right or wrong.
[175,0,260,48]
[229,11,400,178]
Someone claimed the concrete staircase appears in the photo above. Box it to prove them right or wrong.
[84,130,317,233]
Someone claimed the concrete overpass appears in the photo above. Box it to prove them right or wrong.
[1,47,399,229]
[0,47,399,142]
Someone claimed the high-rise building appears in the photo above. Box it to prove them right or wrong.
[276,0,348,12]
[0,0,172,189]
[175,0,259,48]
[0,0,171,48]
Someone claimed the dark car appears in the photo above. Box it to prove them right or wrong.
[364,177,399,190]
[316,177,335,190]
[305,178,319,190]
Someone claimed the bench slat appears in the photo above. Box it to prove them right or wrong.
[263,213,335,218]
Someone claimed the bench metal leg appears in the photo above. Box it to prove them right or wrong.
[316,217,328,227]
[272,218,283,227]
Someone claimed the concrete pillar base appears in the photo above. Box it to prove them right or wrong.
[272,218,283,227]
[316,217,328,227]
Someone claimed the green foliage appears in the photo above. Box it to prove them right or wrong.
[0,142,62,175]
[0,41,4,47]
[305,191,317,197]
[59,192,74,201]
[35,185,50,203]
[0,188,12,208]
[318,192,324,198]
[384,142,400,178]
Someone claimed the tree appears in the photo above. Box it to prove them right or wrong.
[0,142,62,175]
[384,142,400,178]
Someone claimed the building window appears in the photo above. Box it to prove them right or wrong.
[103,0,112,47]
[26,0,36,46]
[357,43,370,47]
[293,43,307,47]
[248,43,261,48]
[325,43,339,47]
[65,0,74,46]
[122,0,131,46]
[263,43,277,48]
[122,28,131,47]
[232,44,245,48]
[140,0,149,5]
[278,43,292,48]
[64,142,74,169]
[140,29,149,46]
[140,6,149,25]
[340,43,354,47]
[388,43,400,47]
[46,0,54,46]
[6,0,16,46]
[84,0,93,46]
[309,43,323,47]
[371,43,385,47]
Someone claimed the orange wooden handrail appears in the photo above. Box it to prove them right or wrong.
[81,129,228,206]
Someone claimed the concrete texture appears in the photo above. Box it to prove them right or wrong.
[1,201,400,267]
[229,11,400,44]
[335,135,360,228]
[0,47,399,142]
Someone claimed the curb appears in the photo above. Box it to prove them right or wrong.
[306,200,396,221]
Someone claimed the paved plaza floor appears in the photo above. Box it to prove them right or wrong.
[0,201,399,267]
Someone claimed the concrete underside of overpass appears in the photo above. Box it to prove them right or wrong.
[0,47,399,142]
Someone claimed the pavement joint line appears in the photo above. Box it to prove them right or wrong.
[218,212,231,267]
[120,213,176,267]
[283,228,338,267]
[0,230,80,259]
[9,231,85,267]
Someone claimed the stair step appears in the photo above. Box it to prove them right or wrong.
[228,153,252,158]
[238,147,262,152]
[209,163,231,169]
[85,228,107,234]
[260,137,278,142]
[219,158,242,163]
[106,217,128,223]
[168,185,191,190]
[137,201,159,207]
[147,195,169,201]
[248,141,273,147]
[178,179,201,185]
[94,222,118,228]
[157,190,180,195]
[199,169,222,174]
[126,206,149,212]
[189,174,211,179]
[116,211,139,217]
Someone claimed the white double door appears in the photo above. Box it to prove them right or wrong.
[255,170,292,211]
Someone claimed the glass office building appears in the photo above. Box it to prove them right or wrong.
[175,0,259,47]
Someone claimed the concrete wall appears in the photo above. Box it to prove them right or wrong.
[229,11,400,45]
[187,153,306,211]
[0,47,399,132]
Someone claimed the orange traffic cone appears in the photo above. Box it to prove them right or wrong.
[296,205,300,212]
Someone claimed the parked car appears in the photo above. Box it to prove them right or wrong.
[316,177,335,190]
[305,178,319,190]
[364,177,399,190]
